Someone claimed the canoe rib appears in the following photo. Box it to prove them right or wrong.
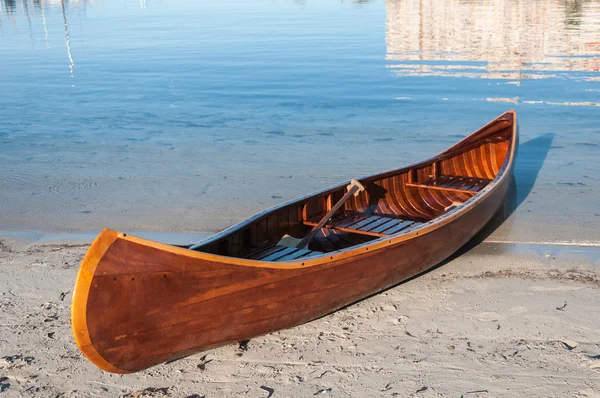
[72,110,518,373]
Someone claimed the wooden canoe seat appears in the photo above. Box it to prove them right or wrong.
[247,245,322,262]
[406,175,491,194]
[304,212,423,238]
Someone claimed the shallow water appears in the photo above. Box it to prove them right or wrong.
[0,0,599,244]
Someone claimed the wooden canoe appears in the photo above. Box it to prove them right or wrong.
[72,110,518,373]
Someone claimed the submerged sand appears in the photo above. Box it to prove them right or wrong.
[1,236,599,397]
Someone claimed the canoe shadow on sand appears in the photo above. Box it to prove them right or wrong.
[333,133,555,312]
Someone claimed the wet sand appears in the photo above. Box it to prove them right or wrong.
[1,235,599,397]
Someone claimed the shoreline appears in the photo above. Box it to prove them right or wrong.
[2,228,599,251]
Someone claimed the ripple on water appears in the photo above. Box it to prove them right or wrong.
[3,170,140,196]
[45,179,100,194]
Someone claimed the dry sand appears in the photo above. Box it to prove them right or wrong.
[1,235,599,397]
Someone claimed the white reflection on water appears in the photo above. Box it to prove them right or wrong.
[386,0,600,81]
[41,3,50,47]
[60,0,75,80]
[1,0,80,77]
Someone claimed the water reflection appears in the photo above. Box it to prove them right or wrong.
[386,0,600,81]
[41,2,50,48]
[23,0,33,42]
[1,0,79,78]
[60,0,75,79]
[3,0,16,14]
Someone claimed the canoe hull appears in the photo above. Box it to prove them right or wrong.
[72,160,511,373]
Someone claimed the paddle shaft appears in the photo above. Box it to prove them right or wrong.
[296,184,361,250]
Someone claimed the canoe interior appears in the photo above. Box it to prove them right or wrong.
[192,113,514,260]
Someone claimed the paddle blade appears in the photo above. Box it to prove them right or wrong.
[277,234,303,248]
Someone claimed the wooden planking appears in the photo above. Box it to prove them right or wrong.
[266,213,278,242]
[308,228,377,252]
[278,208,290,238]
[304,213,423,238]
[276,248,317,262]
[459,178,480,191]
[373,177,398,217]
[256,217,268,247]
[469,178,490,191]
[369,218,400,234]
[261,247,298,262]
[247,245,322,262]
[478,143,493,178]
[348,216,382,231]
[400,173,436,219]
[247,245,286,260]
[438,138,509,181]
[495,141,510,171]
[332,213,367,228]
[406,175,492,194]
[372,179,399,217]
[361,217,395,232]
[303,196,327,221]
[383,220,418,235]
[229,232,241,257]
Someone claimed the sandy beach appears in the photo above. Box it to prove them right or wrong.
[1,233,599,397]
[1,0,599,396]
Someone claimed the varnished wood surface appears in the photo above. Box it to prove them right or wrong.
[303,212,422,238]
[72,111,517,373]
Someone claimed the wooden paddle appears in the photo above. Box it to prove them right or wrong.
[278,179,366,250]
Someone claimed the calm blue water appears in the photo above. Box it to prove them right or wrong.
[1,0,599,244]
